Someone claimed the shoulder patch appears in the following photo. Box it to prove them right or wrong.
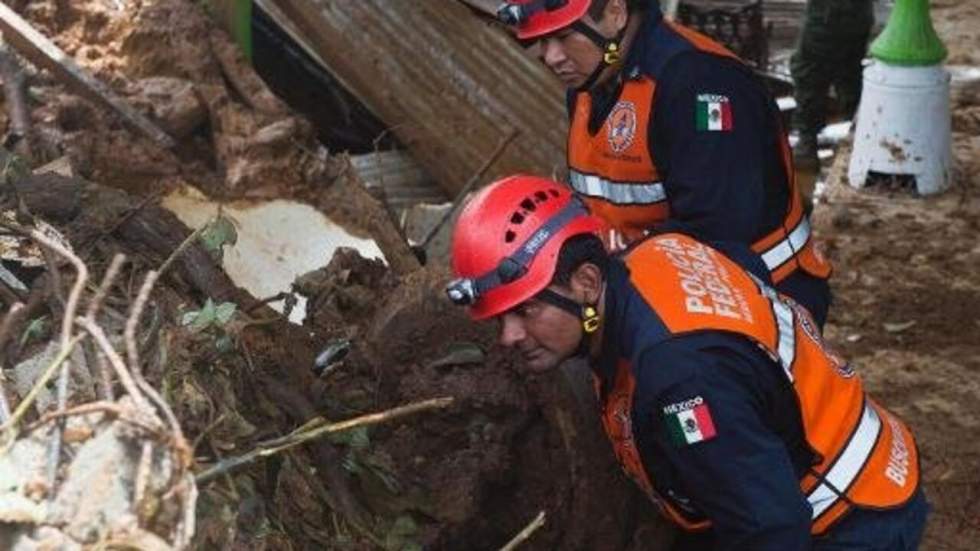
[662,395,717,446]
[695,93,733,132]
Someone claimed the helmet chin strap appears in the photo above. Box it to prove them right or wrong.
[570,19,626,91]
[536,288,599,357]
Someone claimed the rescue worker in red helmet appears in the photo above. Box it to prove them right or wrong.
[447,175,927,550]
[496,0,834,328]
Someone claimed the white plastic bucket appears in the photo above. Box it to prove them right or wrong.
[848,61,953,195]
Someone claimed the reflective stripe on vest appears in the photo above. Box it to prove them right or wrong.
[760,216,812,271]
[771,298,796,381]
[569,170,667,205]
[807,401,882,519]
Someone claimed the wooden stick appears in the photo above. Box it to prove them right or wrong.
[499,511,546,551]
[420,129,520,250]
[0,3,176,149]
[0,43,32,161]
[196,396,454,484]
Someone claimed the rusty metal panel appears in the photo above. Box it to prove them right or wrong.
[269,0,567,197]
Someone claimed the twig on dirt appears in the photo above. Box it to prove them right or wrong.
[91,345,115,401]
[76,317,149,411]
[29,227,87,359]
[134,440,154,509]
[158,222,207,277]
[125,271,189,469]
[0,302,21,422]
[85,254,126,320]
[173,475,198,549]
[29,227,89,486]
[195,396,454,484]
[191,412,227,452]
[125,270,158,375]
[499,511,546,551]
[85,254,125,401]
[420,128,520,250]
[26,400,163,436]
[0,333,83,440]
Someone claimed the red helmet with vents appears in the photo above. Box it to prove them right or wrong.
[447,175,606,320]
[497,0,591,40]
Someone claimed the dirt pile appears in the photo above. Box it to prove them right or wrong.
[11,0,334,201]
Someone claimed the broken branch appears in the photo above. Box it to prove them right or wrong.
[420,128,520,250]
[499,511,546,551]
[195,396,454,484]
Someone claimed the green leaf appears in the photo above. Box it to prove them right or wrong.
[214,302,237,324]
[199,215,238,262]
[188,298,218,332]
[384,515,419,551]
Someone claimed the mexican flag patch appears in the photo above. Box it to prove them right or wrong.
[695,94,732,132]
[663,396,717,446]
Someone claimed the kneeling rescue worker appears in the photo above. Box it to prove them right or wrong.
[446,175,927,550]
[496,0,833,327]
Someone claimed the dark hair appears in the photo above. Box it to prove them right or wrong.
[551,234,609,286]
[588,0,646,20]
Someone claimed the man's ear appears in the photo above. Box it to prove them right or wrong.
[569,262,603,304]
[600,0,629,34]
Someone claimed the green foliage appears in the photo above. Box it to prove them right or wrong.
[199,215,238,263]
[19,316,48,347]
[181,298,237,333]
[383,515,422,551]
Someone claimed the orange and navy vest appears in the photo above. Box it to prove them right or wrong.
[595,233,919,534]
[568,20,831,283]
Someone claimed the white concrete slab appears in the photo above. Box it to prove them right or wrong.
[163,186,386,324]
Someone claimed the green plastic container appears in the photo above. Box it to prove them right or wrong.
[208,0,252,61]
[870,0,947,65]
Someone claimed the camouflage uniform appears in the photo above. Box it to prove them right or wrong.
[790,0,874,142]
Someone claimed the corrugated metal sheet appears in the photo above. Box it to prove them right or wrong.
[350,150,447,212]
[265,0,567,197]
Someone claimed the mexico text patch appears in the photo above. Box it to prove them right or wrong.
[695,94,732,132]
[663,395,717,446]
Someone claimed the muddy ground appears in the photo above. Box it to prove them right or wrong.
[812,3,980,550]
[0,0,977,550]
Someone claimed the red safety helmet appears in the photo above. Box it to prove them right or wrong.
[497,0,591,40]
[447,175,606,320]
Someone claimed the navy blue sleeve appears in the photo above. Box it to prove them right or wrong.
[650,52,786,244]
[633,335,811,551]
[707,240,773,286]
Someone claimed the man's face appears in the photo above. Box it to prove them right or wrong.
[496,288,583,373]
[537,28,604,89]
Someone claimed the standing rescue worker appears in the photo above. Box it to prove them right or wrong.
[496,0,834,327]
[791,0,875,172]
[446,175,927,550]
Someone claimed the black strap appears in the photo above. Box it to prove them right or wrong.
[571,21,626,91]
[536,288,583,317]
[471,198,590,296]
